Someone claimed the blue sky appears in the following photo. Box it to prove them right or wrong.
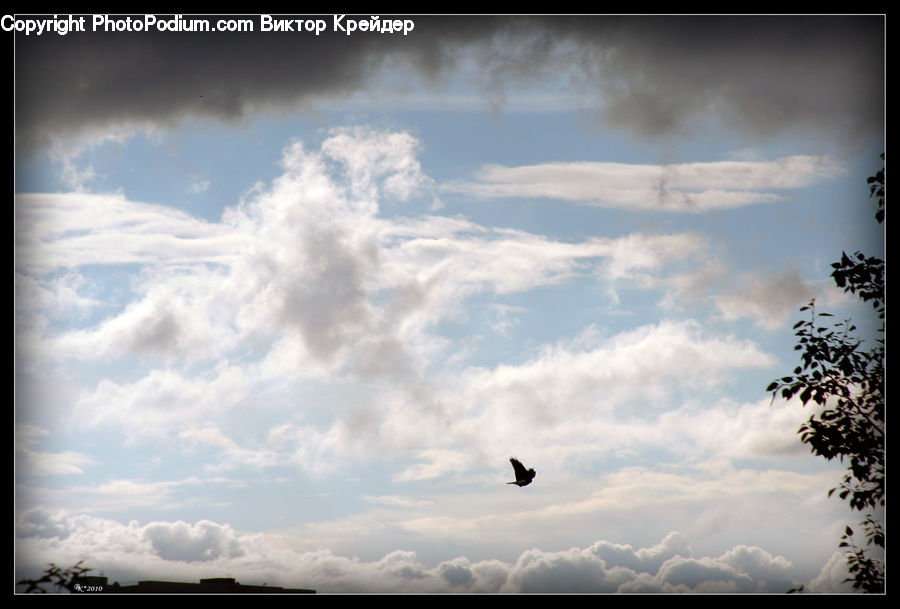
[14,15,884,593]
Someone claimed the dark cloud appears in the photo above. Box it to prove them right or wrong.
[143,519,245,561]
[14,15,883,150]
[584,16,884,141]
[438,559,474,586]
[15,506,71,540]
[14,15,505,151]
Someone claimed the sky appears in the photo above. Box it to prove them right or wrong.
[13,14,885,593]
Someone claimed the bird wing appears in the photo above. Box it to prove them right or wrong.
[510,457,528,481]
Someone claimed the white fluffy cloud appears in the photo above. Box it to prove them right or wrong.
[806,551,856,593]
[142,520,245,562]
[15,192,248,271]
[16,125,869,595]
[18,127,751,454]
[74,366,252,439]
[18,127,722,376]
[454,320,774,444]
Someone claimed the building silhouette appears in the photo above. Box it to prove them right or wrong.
[73,575,315,594]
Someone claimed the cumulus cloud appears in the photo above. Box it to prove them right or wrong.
[143,520,245,561]
[807,551,856,593]
[16,509,817,593]
[14,16,883,593]
[445,155,845,212]
[160,319,784,477]
[15,16,883,153]
[15,128,841,566]
[504,546,639,593]
[16,506,74,540]
[17,127,746,455]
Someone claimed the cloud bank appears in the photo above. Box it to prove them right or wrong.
[15,15,883,151]
[15,127,843,469]
[19,508,845,593]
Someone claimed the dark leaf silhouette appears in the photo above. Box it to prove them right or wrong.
[766,155,884,593]
[17,561,93,593]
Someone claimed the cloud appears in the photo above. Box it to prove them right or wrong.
[575,16,883,142]
[713,270,851,329]
[362,495,434,508]
[393,450,476,482]
[188,178,210,193]
[444,155,845,212]
[18,475,240,517]
[807,551,855,593]
[15,425,95,477]
[143,520,245,561]
[386,463,842,559]
[504,546,639,593]
[18,127,736,452]
[457,320,774,434]
[74,365,252,439]
[14,272,106,353]
[15,16,883,153]
[15,191,248,271]
[16,506,74,540]
[653,397,820,461]
[178,423,342,476]
[17,510,819,593]
[14,272,104,316]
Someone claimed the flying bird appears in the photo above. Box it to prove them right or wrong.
[507,457,536,487]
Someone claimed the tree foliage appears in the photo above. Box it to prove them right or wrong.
[16,560,94,594]
[767,154,884,593]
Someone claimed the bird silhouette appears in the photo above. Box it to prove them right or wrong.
[507,457,536,487]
